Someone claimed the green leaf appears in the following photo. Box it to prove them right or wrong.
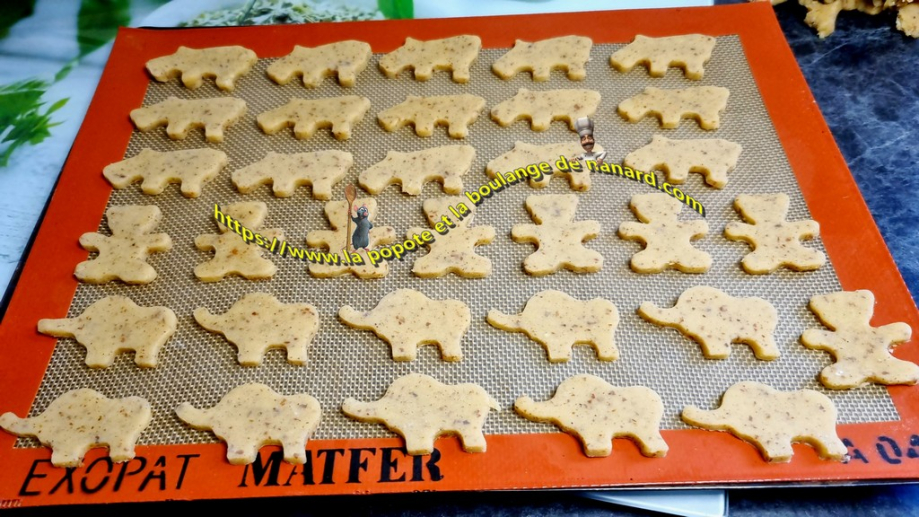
[54,61,75,83]
[47,98,68,114]
[377,0,413,19]
[0,1,36,39]
[0,77,69,168]
[0,79,48,131]
[77,0,130,57]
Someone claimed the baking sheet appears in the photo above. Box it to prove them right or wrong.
[2,3,918,508]
[20,36,898,448]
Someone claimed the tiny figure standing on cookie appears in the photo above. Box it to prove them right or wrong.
[572,117,607,169]
[351,205,373,251]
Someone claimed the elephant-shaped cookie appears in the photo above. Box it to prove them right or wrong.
[682,381,848,462]
[515,374,668,458]
[0,389,152,467]
[38,295,177,368]
[639,286,779,360]
[194,292,319,366]
[176,383,321,465]
[342,373,498,455]
[487,290,619,362]
[339,289,470,361]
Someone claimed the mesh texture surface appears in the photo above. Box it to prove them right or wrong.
[19,36,899,448]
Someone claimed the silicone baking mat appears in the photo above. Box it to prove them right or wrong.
[1,2,918,509]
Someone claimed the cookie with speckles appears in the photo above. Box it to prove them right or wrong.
[610,34,716,79]
[511,194,603,276]
[618,86,729,130]
[176,383,321,465]
[232,150,352,199]
[146,45,257,90]
[342,373,499,455]
[0,389,151,468]
[724,193,826,274]
[38,296,177,368]
[639,286,779,360]
[257,96,371,140]
[267,41,371,87]
[339,289,471,361]
[305,197,397,278]
[486,141,602,191]
[487,290,619,362]
[407,197,494,278]
[130,96,246,142]
[624,135,742,188]
[492,36,592,81]
[104,148,227,198]
[618,192,711,274]
[491,88,601,132]
[377,94,485,139]
[802,290,918,389]
[379,35,481,83]
[515,374,668,458]
[682,381,848,462]
[194,293,319,366]
[75,205,172,284]
[195,201,283,282]
[360,146,474,196]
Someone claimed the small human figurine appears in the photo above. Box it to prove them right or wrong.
[352,205,373,251]
[573,117,607,168]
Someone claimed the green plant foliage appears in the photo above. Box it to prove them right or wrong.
[77,0,130,57]
[0,1,36,39]
[0,79,69,167]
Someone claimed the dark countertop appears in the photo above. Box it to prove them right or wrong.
[778,1,919,304]
[10,2,919,515]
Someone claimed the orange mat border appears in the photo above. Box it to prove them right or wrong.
[2,2,918,508]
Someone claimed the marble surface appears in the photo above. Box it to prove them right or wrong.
[777,1,919,304]
[4,1,919,515]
